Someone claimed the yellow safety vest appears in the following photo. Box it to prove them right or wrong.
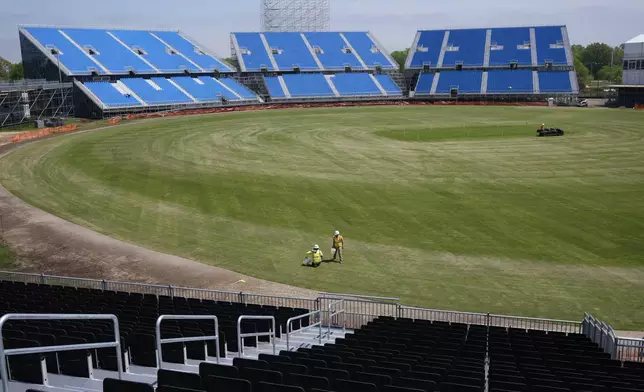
[307,250,323,264]
[333,235,344,248]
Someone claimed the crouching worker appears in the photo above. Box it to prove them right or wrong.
[303,244,324,268]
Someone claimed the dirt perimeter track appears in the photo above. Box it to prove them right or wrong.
[0,126,316,298]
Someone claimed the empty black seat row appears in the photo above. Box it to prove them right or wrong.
[0,280,310,385]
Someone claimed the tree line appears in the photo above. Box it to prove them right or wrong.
[0,57,24,81]
[390,42,623,89]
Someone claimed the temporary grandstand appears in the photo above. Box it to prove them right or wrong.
[0,271,643,392]
[19,26,262,118]
[405,26,579,101]
[0,79,73,128]
[230,31,405,102]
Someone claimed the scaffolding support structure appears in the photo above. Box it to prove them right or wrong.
[261,0,331,32]
[0,80,73,129]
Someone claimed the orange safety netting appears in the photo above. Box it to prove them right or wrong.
[635,104,644,110]
[11,124,78,143]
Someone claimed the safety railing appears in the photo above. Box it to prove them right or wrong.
[244,293,319,310]
[326,300,346,339]
[615,337,644,363]
[237,315,276,358]
[171,286,242,304]
[320,292,399,329]
[286,310,322,351]
[400,306,489,326]
[156,315,220,368]
[489,314,582,334]
[0,313,123,392]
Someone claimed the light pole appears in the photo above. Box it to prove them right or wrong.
[56,52,63,119]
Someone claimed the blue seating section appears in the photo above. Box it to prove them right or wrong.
[487,70,534,93]
[82,77,258,108]
[436,71,483,94]
[24,27,99,74]
[110,30,200,73]
[20,26,232,75]
[442,29,487,67]
[342,32,394,69]
[534,26,568,65]
[304,32,363,70]
[119,77,192,105]
[409,30,445,68]
[234,32,277,71]
[263,33,319,70]
[538,71,573,93]
[282,74,335,97]
[330,73,381,96]
[219,78,258,99]
[375,74,402,95]
[263,73,400,99]
[232,32,396,72]
[408,25,571,69]
[415,73,435,94]
[83,81,142,108]
[489,27,533,66]
[264,77,287,98]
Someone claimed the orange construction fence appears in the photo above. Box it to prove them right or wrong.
[635,104,644,110]
[11,124,78,143]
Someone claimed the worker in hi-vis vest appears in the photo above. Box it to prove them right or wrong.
[303,245,324,268]
[331,230,344,263]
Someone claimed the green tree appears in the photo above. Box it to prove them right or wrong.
[390,48,410,71]
[581,43,614,78]
[0,56,12,80]
[597,65,622,84]
[223,57,240,70]
[574,57,591,90]
[9,62,23,81]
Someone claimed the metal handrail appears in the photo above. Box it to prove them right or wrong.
[156,315,220,368]
[327,299,346,339]
[237,315,275,358]
[320,292,400,302]
[286,310,322,351]
[0,313,123,391]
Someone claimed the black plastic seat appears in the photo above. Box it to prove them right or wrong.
[199,362,240,379]
[289,373,330,391]
[311,367,351,389]
[157,369,203,390]
[104,378,154,392]
[259,382,305,392]
[354,371,393,390]
[203,376,252,392]
[233,357,269,369]
[335,379,378,392]
[240,367,284,390]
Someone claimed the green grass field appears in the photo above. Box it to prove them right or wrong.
[1,106,643,328]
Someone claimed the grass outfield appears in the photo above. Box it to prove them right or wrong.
[1,106,643,328]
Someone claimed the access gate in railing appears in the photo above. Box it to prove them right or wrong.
[156,315,221,367]
[0,313,124,391]
[237,315,276,358]
[319,292,399,329]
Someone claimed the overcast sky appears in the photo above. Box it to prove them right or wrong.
[2,0,642,63]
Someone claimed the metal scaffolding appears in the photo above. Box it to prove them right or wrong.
[0,80,73,129]
[261,0,331,32]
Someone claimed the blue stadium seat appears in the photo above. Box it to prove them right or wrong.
[535,26,568,65]
[234,33,276,71]
[264,77,287,98]
[342,32,395,69]
[409,30,445,68]
[170,77,223,102]
[23,27,98,74]
[375,75,402,95]
[153,31,233,72]
[489,27,533,66]
[538,71,573,93]
[487,70,534,93]
[330,73,381,96]
[442,29,487,67]
[263,33,320,70]
[110,30,201,73]
[304,32,363,70]
[83,81,142,107]
[282,74,335,98]
[415,73,435,94]
[62,28,156,74]
[196,76,241,100]
[218,79,258,100]
[119,78,193,105]
[435,71,483,94]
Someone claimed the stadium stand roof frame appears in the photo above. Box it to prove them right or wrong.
[18,24,236,77]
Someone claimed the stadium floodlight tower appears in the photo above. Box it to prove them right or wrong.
[261,0,331,32]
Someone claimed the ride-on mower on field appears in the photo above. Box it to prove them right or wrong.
[537,127,564,137]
